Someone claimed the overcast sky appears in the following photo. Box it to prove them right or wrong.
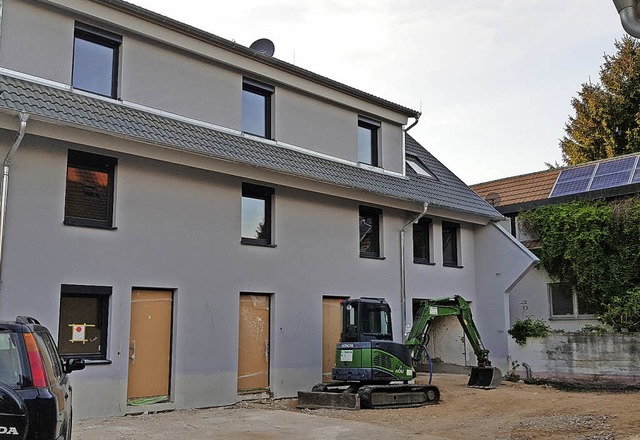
[129,0,624,184]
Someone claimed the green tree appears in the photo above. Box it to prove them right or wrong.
[561,36,640,165]
[519,197,640,316]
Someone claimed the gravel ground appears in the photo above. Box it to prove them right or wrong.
[75,374,640,440]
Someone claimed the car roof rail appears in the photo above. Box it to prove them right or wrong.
[15,316,41,325]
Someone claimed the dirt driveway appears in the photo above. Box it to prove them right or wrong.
[75,374,640,440]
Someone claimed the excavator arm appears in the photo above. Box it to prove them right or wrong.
[405,295,501,388]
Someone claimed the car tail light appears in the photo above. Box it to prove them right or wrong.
[23,333,48,388]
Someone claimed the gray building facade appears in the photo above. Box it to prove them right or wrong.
[0,0,536,418]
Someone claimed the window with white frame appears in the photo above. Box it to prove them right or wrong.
[548,283,597,318]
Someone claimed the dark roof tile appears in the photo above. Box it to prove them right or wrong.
[0,74,501,220]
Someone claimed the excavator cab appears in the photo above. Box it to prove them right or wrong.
[341,297,393,342]
[333,298,414,383]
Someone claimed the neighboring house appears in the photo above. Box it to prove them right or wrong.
[0,0,536,418]
[472,152,640,332]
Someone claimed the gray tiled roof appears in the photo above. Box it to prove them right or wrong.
[0,75,502,220]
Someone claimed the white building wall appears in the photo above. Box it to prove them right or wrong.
[472,223,538,371]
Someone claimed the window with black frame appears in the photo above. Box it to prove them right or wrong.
[241,183,274,246]
[58,285,111,361]
[72,23,121,98]
[64,149,117,229]
[442,221,460,267]
[413,218,432,264]
[357,116,380,166]
[242,79,273,138]
[359,206,382,258]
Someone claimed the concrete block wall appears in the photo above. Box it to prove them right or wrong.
[508,333,640,386]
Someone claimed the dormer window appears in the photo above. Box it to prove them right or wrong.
[243,78,274,139]
[72,23,121,99]
[358,116,380,166]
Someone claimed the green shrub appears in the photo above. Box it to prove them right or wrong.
[508,318,551,346]
[599,287,640,332]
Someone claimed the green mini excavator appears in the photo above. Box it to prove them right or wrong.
[298,295,502,410]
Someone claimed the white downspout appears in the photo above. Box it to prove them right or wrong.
[614,0,640,38]
[400,203,428,342]
[0,112,29,283]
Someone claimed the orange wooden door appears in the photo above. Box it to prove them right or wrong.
[238,294,270,392]
[127,290,173,402]
[322,297,345,382]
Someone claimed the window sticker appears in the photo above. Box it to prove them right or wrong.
[69,323,95,344]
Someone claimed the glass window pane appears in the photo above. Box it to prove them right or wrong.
[65,166,110,222]
[59,295,104,357]
[413,220,429,261]
[550,284,574,316]
[242,89,267,136]
[0,332,27,388]
[442,223,458,266]
[242,196,266,239]
[358,125,373,164]
[359,214,378,255]
[577,296,598,315]
[73,37,115,97]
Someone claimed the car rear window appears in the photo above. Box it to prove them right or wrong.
[0,331,28,389]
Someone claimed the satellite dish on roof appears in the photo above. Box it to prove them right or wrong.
[250,38,275,57]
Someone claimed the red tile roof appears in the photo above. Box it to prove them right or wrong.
[470,169,560,208]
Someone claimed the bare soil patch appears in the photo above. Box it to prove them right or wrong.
[76,374,640,440]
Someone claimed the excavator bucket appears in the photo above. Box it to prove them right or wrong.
[468,367,503,389]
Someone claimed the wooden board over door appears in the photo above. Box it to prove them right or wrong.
[322,297,345,382]
[237,294,270,393]
[128,290,173,402]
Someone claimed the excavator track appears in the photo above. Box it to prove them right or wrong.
[358,384,440,409]
[297,382,440,410]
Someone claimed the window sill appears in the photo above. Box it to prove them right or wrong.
[360,255,386,260]
[413,259,435,266]
[443,264,464,269]
[64,220,117,231]
[241,239,277,248]
[72,87,120,102]
[549,315,596,321]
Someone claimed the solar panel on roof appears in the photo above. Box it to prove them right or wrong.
[590,156,636,190]
[550,165,595,197]
[634,158,640,183]
[550,154,640,198]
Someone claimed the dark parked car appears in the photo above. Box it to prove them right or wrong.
[0,316,85,440]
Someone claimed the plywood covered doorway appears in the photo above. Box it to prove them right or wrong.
[322,297,346,382]
[127,290,173,403]
[237,294,270,393]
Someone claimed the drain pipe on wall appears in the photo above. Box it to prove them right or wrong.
[0,112,29,282]
[400,203,428,342]
[614,0,640,38]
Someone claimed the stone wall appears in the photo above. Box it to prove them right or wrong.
[508,333,640,386]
